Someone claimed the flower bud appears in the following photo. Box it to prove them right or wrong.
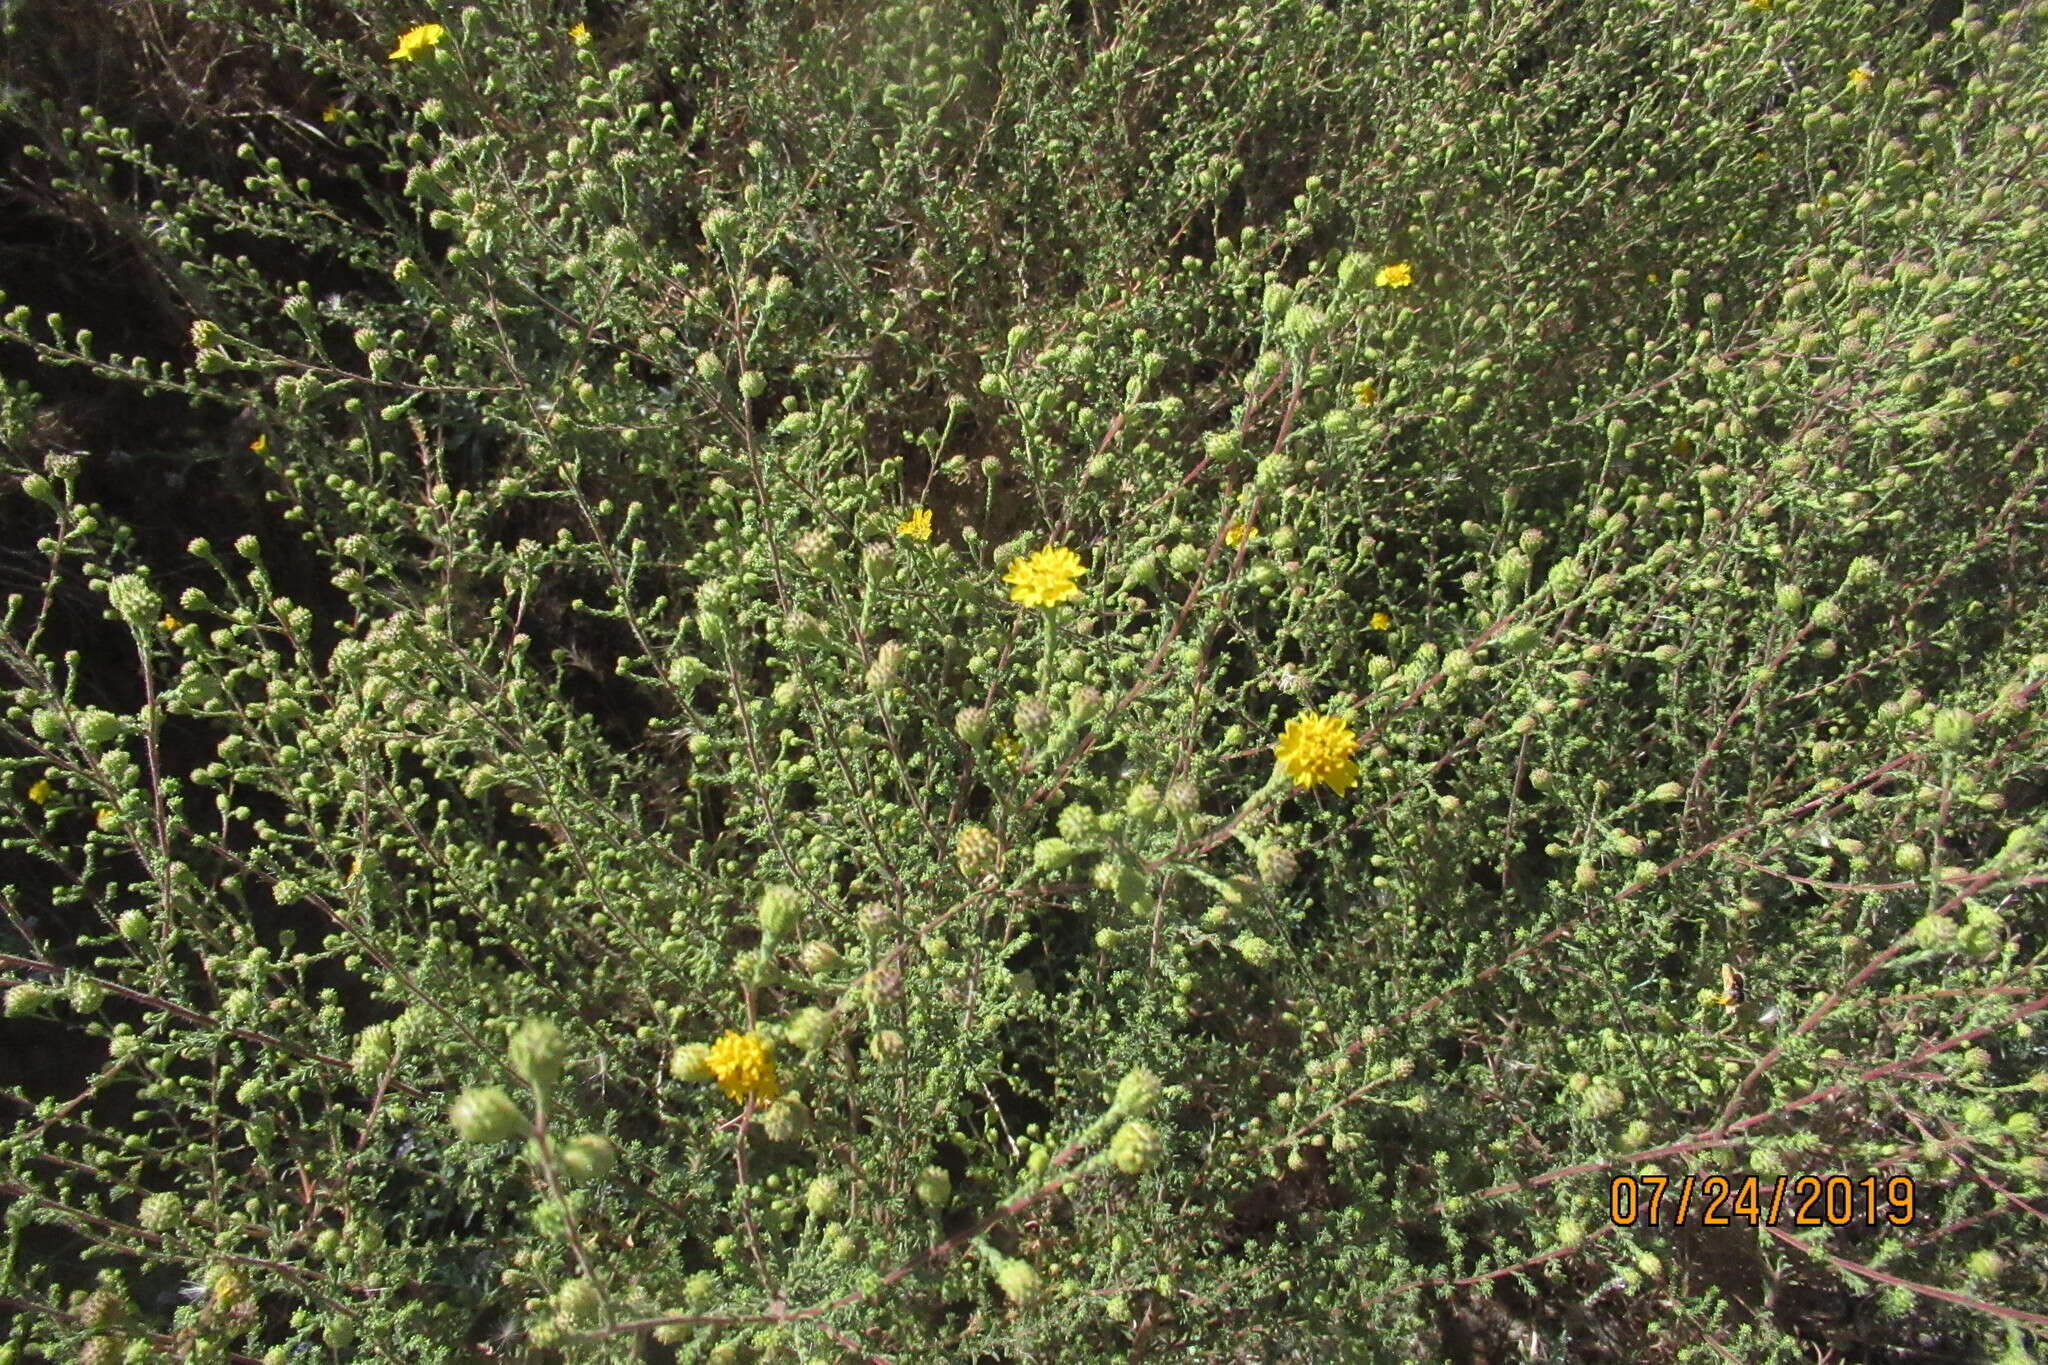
[1651,781,1684,802]
[995,1257,1043,1304]
[798,940,840,975]
[792,527,835,571]
[869,1028,905,1061]
[450,1086,528,1143]
[671,1042,714,1082]
[1124,782,1161,821]
[865,641,904,692]
[558,1134,616,1185]
[1058,803,1098,842]
[805,1175,841,1217]
[555,1278,601,1325]
[1256,844,1298,887]
[1110,1120,1162,1173]
[914,1166,952,1209]
[1013,695,1052,738]
[857,900,895,937]
[1114,1066,1162,1117]
[955,824,1000,876]
[106,575,161,629]
[507,1019,567,1093]
[1931,707,1975,749]
[1894,843,1927,872]
[757,884,802,938]
[954,705,991,746]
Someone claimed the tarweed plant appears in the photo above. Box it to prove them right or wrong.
[1,0,2045,1360]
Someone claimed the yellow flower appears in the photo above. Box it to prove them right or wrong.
[1747,0,1772,9]
[895,507,933,541]
[1274,711,1359,794]
[389,23,445,61]
[320,105,341,124]
[703,1030,779,1105]
[1375,262,1413,289]
[94,807,119,832]
[1647,272,1659,284]
[1847,65,1873,89]
[248,433,267,454]
[159,613,181,632]
[1369,611,1391,631]
[568,21,590,45]
[1225,520,1256,548]
[1352,379,1377,406]
[26,779,53,805]
[992,733,1022,763]
[1004,546,1086,608]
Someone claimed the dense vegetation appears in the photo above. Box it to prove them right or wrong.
[2,0,2044,1360]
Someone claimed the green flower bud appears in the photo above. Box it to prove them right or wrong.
[671,1042,713,1082]
[1774,583,1805,614]
[1931,707,1975,749]
[1115,1066,1162,1117]
[805,1176,841,1217]
[450,1087,528,1143]
[1231,933,1276,968]
[954,705,991,746]
[1495,550,1531,588]
[1013,695,1052,739]
[559,1134,616,1185]
[1110,1120,1162,1174]
[1256,843,1298,887]
[1167,543,1204,575]
[508,1018,567,1094]
[1651,781,1684,802]
[1894,843,1927,873]
[955,824,1000,877]
[1033,837,1077,872]
[5,983,47,1018]
[1125,782,1161,821]
[1578,1077,1625,1119]
[1912,913,1956,950]
[555,1278,601,1325]
[1163,781,1199,817]
[995,1257,1043,1304]
[757,884,802,938]
[914,1166,952,1209]
[1547,558,1585,596]
[759,1096,808,1141]
[106,575,161,629]
[1057,803,1097,842]
[869,1029,905,1062]
[1068,684,1103,722]
[76,710,124,746]
[785,1007,832,1052]
[798,940,840,975]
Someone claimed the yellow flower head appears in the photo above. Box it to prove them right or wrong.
[1274,711,1359,794]
[248,433,267,454]
[1225,520,1256,548]
[159,613,181,632]
[1846,65,1873,89]
[390,23,445,62]
[895,507,934,541]
[569,21,590,45]
[320,104,342,124]
[992,733,1022,763]
[26,779,53,805]
[1375,262,1413,289]
[1352,379,1377,406]
[1005,546,1085,608]
[703,1030,779,1105]
[94,807,120,832]
[1369,611,1391,631]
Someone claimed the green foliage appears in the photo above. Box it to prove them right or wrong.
[2,0,2046,1360]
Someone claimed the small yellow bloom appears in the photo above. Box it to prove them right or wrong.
[1369,611,1391,631]
[568,21,590,45]
[1225,520,1256,548]
[249,433,267,454]
[1647,272,1659,284]
[1274,712,1359,795]
[26,779,53,805]
[1375,262,1413,289]
[895,507,933,541]
[159,613,181,632]
[1747,0,1772,10]
[320,104,341,124]
[389,22,445,62]
[94,807,119,832]
[1004,545,1086,608]
[1352,379,1377,406]
[992,733,1022,763]
[703,1030,779,1105]
[1847,65,1874,90]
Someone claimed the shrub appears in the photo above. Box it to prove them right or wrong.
[1,0,2045,1360]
